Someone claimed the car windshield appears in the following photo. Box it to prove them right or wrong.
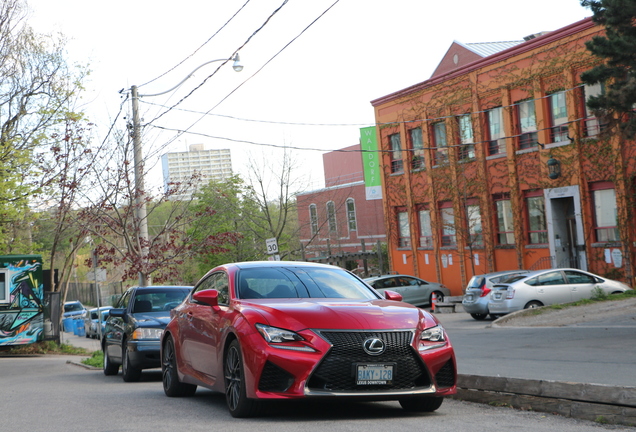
[238,267,379,300]
[467,276,484,289]
[132,288,191,313]
[64,303,83,312]
[500,274,529,284]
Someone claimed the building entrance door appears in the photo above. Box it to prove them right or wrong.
[545,186,586,271]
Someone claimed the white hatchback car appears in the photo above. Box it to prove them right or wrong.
[488,268,632,315]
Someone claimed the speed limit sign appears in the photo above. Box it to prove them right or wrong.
[265,238,278,255]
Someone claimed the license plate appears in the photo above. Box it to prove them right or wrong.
[356,363,394,385]
[493,292,503,300]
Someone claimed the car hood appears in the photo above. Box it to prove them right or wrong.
[239,299,433,331]
[131,313,171,327]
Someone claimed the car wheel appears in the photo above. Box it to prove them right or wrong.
[224,339,260,418]
[399,396,444,412]
[489,314,502,320]
[162,335,197,397]
[430,291,445,305]
[121,340,142,382]
[470,313,488,320]
[103,345,119,376]
[524,301,543,309]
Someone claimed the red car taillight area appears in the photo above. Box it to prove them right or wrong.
[480,287,491,297]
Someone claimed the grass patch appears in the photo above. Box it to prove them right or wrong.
[82,350,104,368]
[0,340,89,355]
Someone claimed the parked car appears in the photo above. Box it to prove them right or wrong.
[488,268,633,315]
[102,285,193,382]
[160,261,457,418]
[462,270,530,320]
[63,300,87,319]
[363,274,450,307]
[84,306,113,339]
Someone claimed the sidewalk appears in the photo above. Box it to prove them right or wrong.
[60,330,101,352]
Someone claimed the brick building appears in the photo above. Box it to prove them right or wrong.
[297,144,386,275]
[371,17,635,295]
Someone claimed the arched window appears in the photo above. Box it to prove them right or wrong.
[327,201,337,232]
[309,204,318,235]
[346,198,357,231]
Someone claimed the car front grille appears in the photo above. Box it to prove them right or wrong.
[307,330,430,392]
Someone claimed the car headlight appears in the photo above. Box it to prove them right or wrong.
[255,324,315,352]
[418,325,446,351]
[256,324,303,343]
[131,328,163,340]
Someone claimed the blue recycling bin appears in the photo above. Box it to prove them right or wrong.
[63,318,74,333]
[75,319,86,337]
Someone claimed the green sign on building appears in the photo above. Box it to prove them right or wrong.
[360,126,382,200]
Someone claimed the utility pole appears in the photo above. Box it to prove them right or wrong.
[131,85,150,287]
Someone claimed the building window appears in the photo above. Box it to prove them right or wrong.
[397,210,410,248]
[516,99,538,149]
[346,198,357,231]
[327,201,337,232]
[457,114,475,160]
[582,82,606,137]
[465,200,483,247]
[591,183,619,242]
[439,201,456,247]
[309,204,318,236]
[494,194,515,245]
[389,133,403,173]
[487,107,506,155]
[433,122,448,164]
[409,127,425,170]
[418,207,433,248]
[525,192,547,244]
[549,91,569,143]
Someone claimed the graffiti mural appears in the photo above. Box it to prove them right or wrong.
[0,256,44,346]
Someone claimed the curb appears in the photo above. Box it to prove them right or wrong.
[454,374,636,427]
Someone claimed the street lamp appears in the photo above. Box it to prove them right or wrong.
[129,53,243,286]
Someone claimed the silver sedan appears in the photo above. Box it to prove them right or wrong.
[488,268,632,315]
[363,274,450,307]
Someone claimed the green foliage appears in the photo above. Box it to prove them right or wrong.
[82,350,104,368]
[591,286,609,300]
[581,0,636,137]
[0,341,88,355]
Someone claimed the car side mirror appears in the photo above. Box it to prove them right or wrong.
[108,308,126,318]
[383,289,403,302]
[193,289,219,307]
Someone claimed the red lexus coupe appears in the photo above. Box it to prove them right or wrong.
[160,261,456,417]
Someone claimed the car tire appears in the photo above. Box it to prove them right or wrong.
[121,340,142,382]
[489,314,502,320]
[524,301,543,309]
[224,339,260,418]
[430,291,445,305]
[103,345,119,376]
[162,335,197,397]
[399,396,444,412]
[470,313,488,320]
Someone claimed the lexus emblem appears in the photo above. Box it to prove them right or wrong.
[363,337,386,356]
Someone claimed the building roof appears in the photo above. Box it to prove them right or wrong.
[462,40,524,57]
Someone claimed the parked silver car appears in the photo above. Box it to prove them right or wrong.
[462,270,529,320]
[84,306,113,339]
[488,268,632,315]
[363,274,450,307]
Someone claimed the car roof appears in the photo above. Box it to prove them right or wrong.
[363,274,420,281]
[129,285,193,291]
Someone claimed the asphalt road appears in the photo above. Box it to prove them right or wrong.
[435,309,636,387]
[2,355,629,432]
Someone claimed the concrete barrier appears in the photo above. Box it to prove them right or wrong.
[453,374,636,426]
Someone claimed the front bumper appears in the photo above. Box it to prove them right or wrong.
[241,328,457,401]
[126,340,161,369]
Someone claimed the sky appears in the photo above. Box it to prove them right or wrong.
[27,0,592,194]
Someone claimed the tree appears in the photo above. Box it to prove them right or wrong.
[0,0,89,251]
[580,0,636,136]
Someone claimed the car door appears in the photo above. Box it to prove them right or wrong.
[181,272,227,381]
[530,271,571,305]
[378,277,408,301]
[104,289,132,362]
[564,270,598,301]
[398,276,429,305]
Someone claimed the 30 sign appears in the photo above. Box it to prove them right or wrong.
[265,238,278,255]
